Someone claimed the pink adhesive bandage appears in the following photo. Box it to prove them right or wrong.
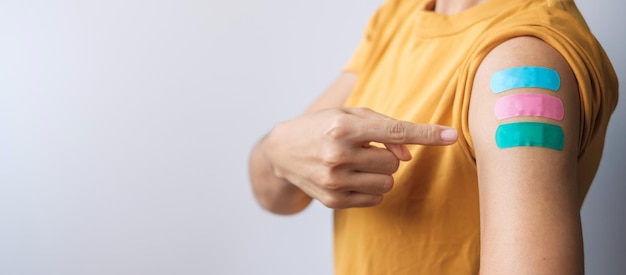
[494,93,564,121]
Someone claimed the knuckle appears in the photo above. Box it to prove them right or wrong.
[317,172,342,191]
[353,107,373,114]
[387,121,408,142]
[385,121,440,144]
[271,166,286,179]
[321,149,348,168]
[320,193,344,209]
[324,115,352,141]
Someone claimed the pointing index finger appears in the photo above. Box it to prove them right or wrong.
[342,107,458,146]
[361,118,458,146]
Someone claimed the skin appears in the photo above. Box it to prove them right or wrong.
[249,0,584,274]
[469,36,583,275]
[249,73,458,214]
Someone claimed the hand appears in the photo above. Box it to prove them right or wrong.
[263,107,458,209]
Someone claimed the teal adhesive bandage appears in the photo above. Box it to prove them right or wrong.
[491,66,560,94]
[495,122,564,150]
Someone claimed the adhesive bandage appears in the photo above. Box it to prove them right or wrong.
[495,122,564,150]
[491,66,560,94]
[494,93,564,121]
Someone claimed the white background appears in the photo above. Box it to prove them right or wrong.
[0,0,624,274]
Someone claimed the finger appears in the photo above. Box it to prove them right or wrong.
[354,111,412,160]
[362,119,458,146]
[361,139,410,161]
[343,192,384,208]
[334,172,394,195]
[344,107,458,146]
[384,143,411,161]
[351,146,401,174]
[319,191,384,209]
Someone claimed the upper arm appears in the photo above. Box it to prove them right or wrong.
[469,36,583,274]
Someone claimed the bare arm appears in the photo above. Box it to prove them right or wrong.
[470,37,583,274]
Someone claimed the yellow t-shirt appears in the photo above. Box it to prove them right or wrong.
[335,0,618,274]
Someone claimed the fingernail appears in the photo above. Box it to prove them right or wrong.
[440,129,458,142]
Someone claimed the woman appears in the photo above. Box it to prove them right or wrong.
[249,0,618,273]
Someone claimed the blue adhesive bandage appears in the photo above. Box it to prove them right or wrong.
[491,66,560,94]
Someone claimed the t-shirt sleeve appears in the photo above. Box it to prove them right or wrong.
[343,4,389,73]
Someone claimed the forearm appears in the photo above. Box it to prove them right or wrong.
[249,135,312,215]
